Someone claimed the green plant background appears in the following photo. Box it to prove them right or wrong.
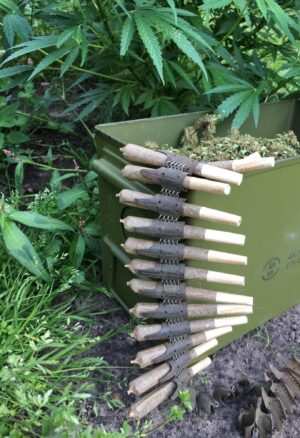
[0,0,299,436]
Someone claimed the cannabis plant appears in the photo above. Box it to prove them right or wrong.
[0,1,299,126]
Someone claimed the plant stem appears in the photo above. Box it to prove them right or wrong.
[16,111,49,124]
[94,0,115,42]
[39,49,134,83]
[269,78,293,97]
[218,15,243,48]
[30,162,88,173]
[59,95,95,146]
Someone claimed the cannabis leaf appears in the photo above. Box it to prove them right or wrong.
[171,30,207,79]
[202,0,231,10]
[3,13,31,47]
[28,47,70,80]
[212,80,264,128]
[134,12,164,82]
[0,65,32,79]
[120,16,135,56]
[1,36,58,65]
[166,0,177,24]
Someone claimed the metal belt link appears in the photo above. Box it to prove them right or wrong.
[158,159,193,389]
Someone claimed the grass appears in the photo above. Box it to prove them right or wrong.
[0,258,125,436]
[0,128,172,435]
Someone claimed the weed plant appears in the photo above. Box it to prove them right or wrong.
[0,1,299,134]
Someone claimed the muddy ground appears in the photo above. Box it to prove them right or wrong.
[79,294,300,438]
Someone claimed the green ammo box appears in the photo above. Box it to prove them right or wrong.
[93,99,300,352]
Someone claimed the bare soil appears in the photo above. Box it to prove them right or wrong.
[80,294,300,437]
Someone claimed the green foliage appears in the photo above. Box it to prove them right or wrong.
[0,263,120,435]
[3,13,32,48]
[0,166,100,281]
[0,0,299,435]
[0,0,299,127]
[1,218,50,280]
[0,148,131,434]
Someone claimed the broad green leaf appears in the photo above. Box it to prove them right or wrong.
[202,0,231,10]
[60,46,79,76]
[2,220,50,280]
[175,17,215,51]
[114,86,134,115]
[236,0,251,26]
[255,0,267,18]
[8,210,74,231]
[78,99,102,120]
[252,96,260,127]
[158,14,214,51]
[14,161,24,193]
[47,146,53,166]
[7,130,29,144]
[56,186,87,210]
[50,169,61,190]
[281,66,300,79]
[168,60,199,94]
[115,0,130,17]
[56,28,75,48]
[151,97,179,117]
[157,8,196,17]
[60,86,111,117]
[166,0,177,24]
[163,60,177,88]
[3,13,31,47]
[0,133,4,149]
[120,16,135,56]
[232,92,258,128]
[69,234,85,268]
[75,25,88,66]
[134,90,153,107]
[233,45,246,74]
[1,36,58,65]
[121,87,132,115]
[51,172,76,189]
[84,222,101,237]
[266,0,299,41]
[0,65,32,79]
[171,30,207,79]
[28,46,70,80]
[217,90,252,118]
[0,103,18,127]
[217,47,235,68]
[205,83,249,94]
[0,0,18,12]
[134,12,164,82]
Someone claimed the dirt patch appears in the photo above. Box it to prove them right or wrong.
[81,295,300,437]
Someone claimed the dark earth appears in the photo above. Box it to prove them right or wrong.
[78,293,300,437]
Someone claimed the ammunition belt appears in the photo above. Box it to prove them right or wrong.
[164,152,198,175]
[157,155,194,394]
[137,220,185,240]
[135,193,186,217]
[139,282,186,300]
[140,167,188,192]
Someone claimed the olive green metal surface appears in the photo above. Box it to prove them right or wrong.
[94,100,300,352]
